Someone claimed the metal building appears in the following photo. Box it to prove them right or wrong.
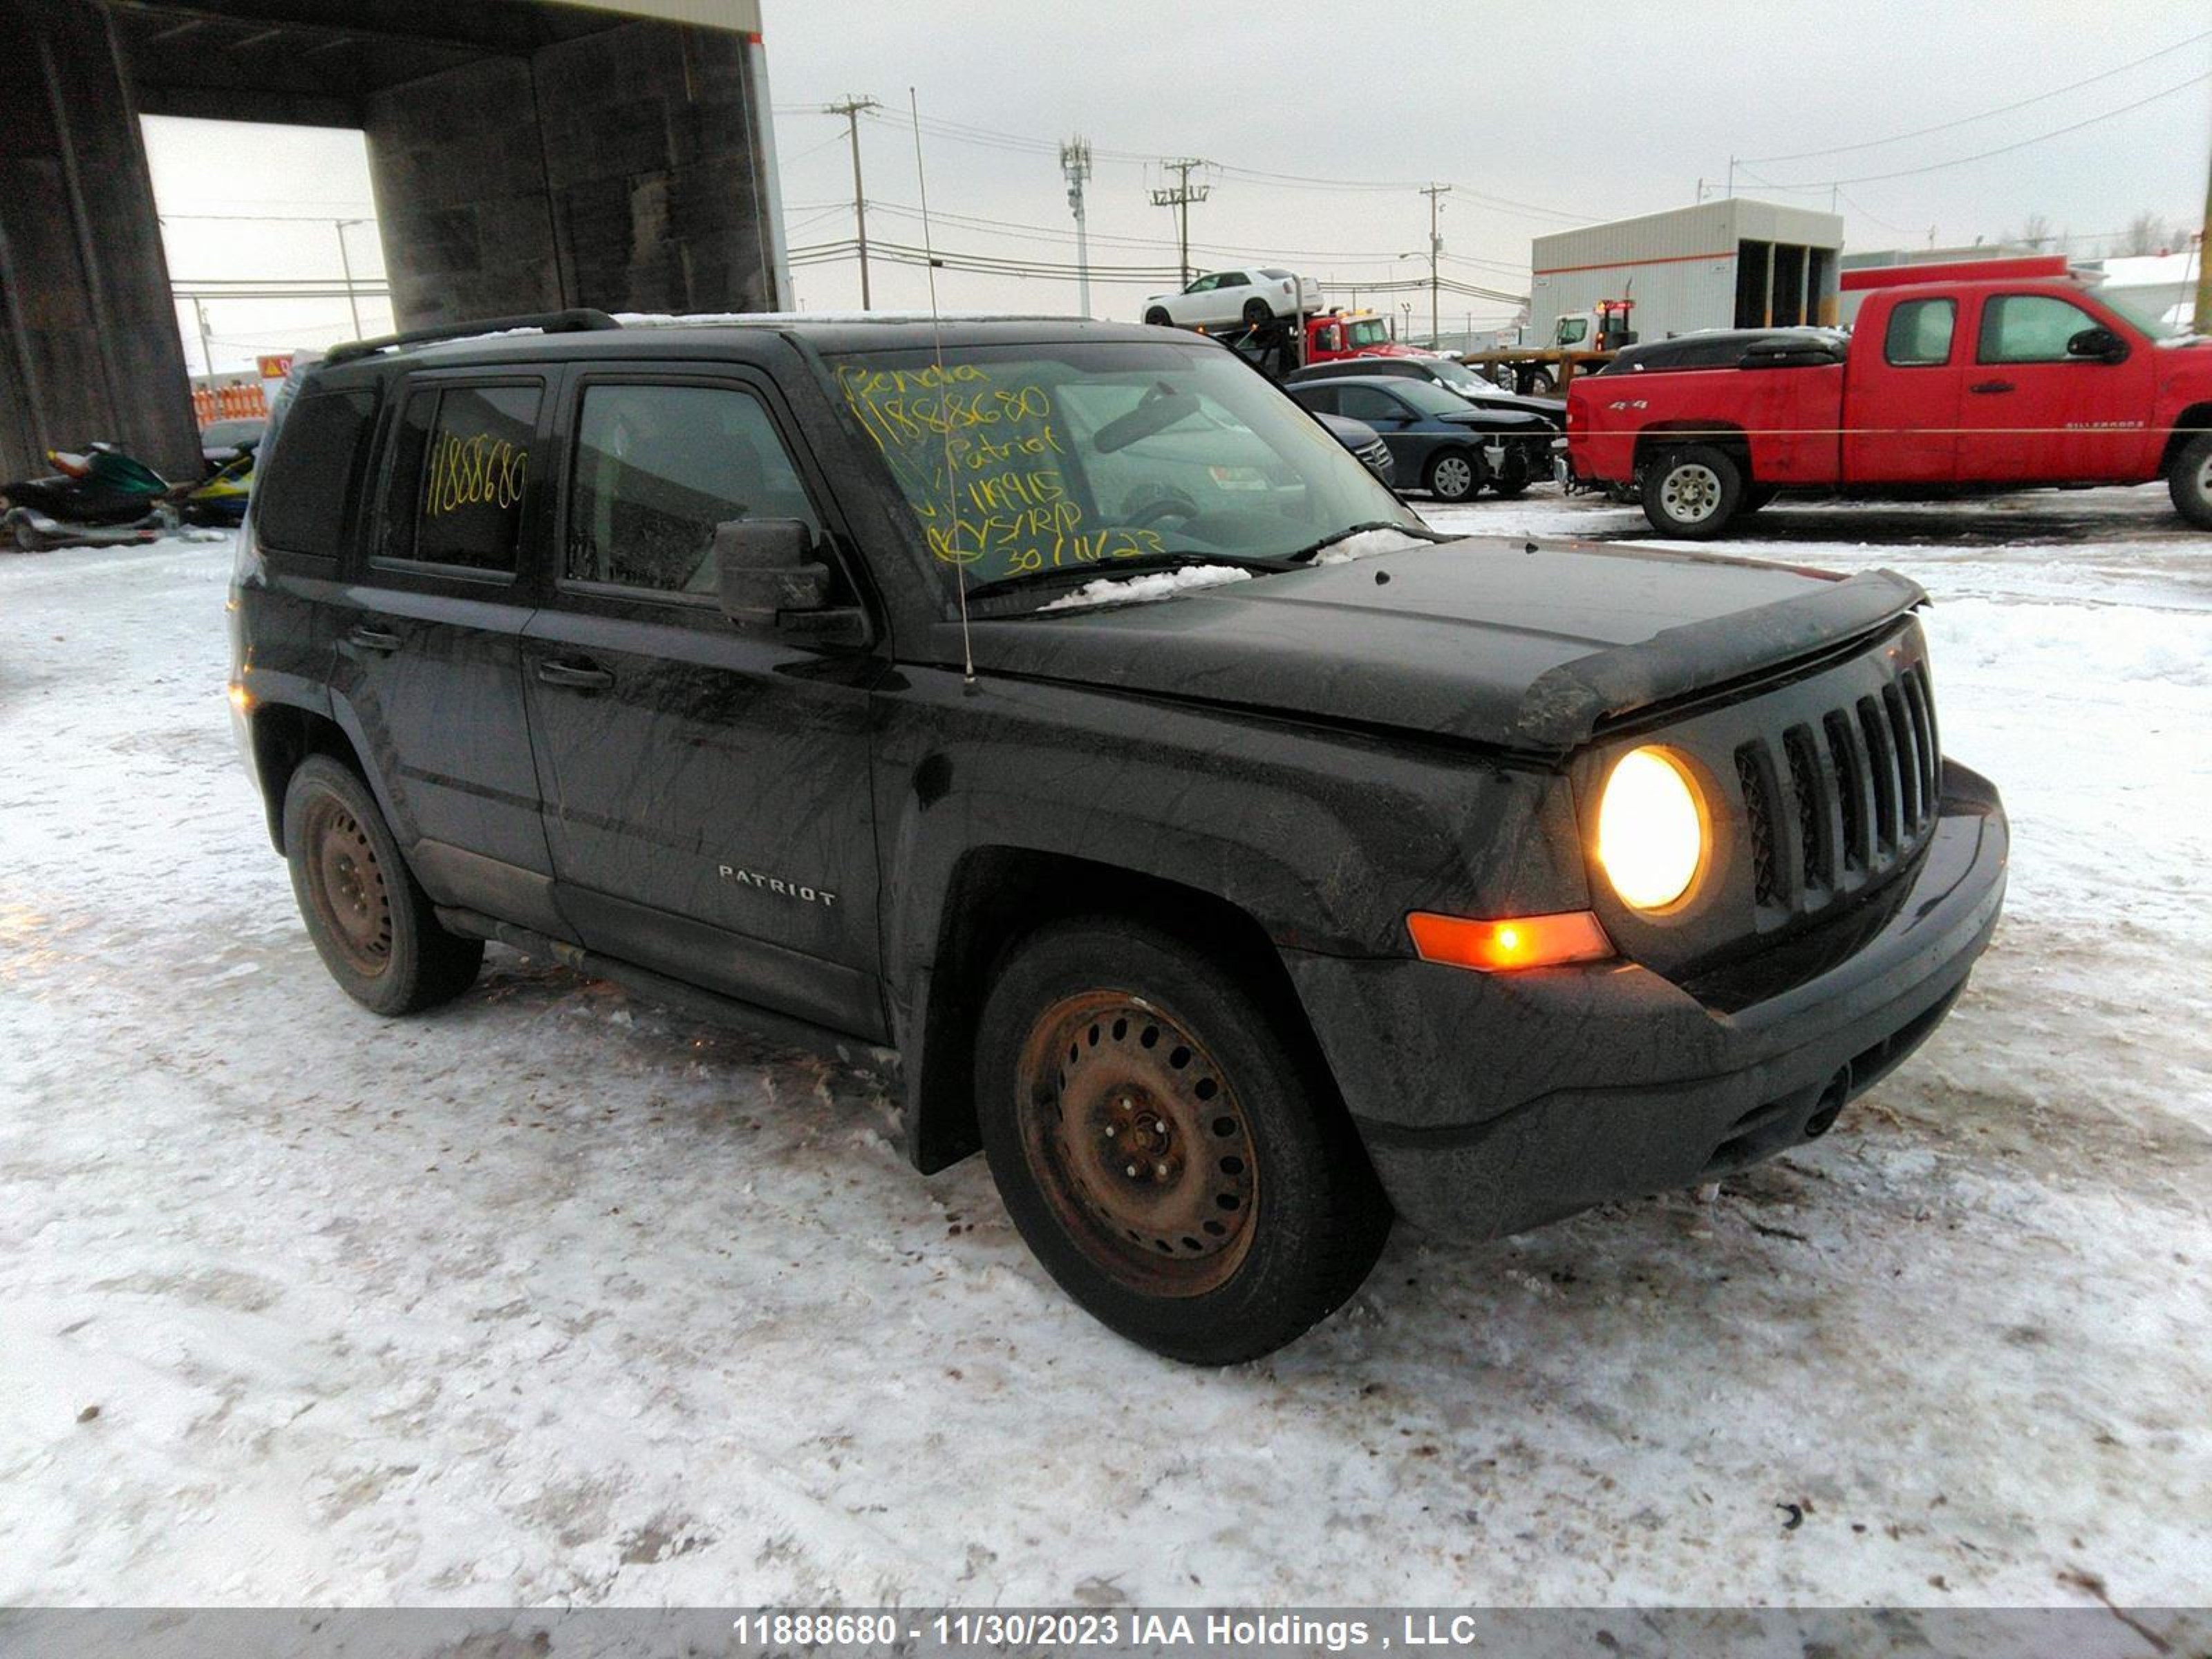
[1530,200,1846,344]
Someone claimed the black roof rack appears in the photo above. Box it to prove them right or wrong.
[324,308,622,366]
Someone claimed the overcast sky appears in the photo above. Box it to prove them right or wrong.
[143,0,2211,369]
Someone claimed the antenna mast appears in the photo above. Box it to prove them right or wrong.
[1060,135,1094,318]
[908,89,973,685]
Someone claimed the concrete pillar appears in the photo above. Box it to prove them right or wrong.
[365,19,777,330]
[0,0,198,484]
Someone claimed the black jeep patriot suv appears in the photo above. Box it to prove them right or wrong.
[230,308,2007,1363]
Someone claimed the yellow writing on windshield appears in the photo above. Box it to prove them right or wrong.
[837,361,1163,577]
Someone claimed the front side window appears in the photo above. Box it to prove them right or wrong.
[381,382,541,572]
[1557,317,1590,346]
[1978,294,2103,364]
[1884,299,1957,367]
[832,339,1417,603]
[1184,274,1220,294]
[566,382,821,594]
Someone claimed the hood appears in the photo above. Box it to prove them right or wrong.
[958,537,1924,756]
[1432,407,1552,431]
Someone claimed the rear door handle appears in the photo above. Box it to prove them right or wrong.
[346,625,403,653]
[1969,379,2015,395]
[536,659,615,691]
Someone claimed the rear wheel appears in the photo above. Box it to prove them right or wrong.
[1426,448,1481,502]
[1144,306,1172,327]
[1641,444,1745,539]
[283,756,482,1015]
[2168,431,2212,529]
[975,917,1390,1364]
[1242,297,1273,327]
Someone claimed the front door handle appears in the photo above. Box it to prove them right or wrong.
[536,659,615,691]
[347,625,402,653]
[1969,379,2016,395]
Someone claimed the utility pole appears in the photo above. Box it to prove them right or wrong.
[825,95,881,308]
[1060,135,1094,318]
[334,218,368,338]
[1420,182,1450,348]
[193,298,215,381]
[1150,158,1210,287]
[2195,131,2212,334]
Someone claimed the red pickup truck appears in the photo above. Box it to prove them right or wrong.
[1566,271,2212,538]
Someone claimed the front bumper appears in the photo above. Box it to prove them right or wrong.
[1282,761,2007,1240]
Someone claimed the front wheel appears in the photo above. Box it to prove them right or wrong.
[1641,444,1745,538]
[1521,368,1556,395]
[2168,431,2212,529]
[283,756,483,1015]
[975,917,1391,1365]
[1426,448,1482,503]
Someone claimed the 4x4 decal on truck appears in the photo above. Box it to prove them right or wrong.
[718,864,838,908]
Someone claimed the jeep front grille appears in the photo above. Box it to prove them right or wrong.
[1732,661,1939,917]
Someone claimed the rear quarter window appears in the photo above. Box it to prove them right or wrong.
[252,388,380,559]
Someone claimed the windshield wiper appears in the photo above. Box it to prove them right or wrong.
[1282,520,1448,563]
[964,550,1298,606]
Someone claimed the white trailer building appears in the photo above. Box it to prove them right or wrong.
[1530,200,1846,346]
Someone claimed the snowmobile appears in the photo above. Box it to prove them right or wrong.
[180,444,255,527]
[2,444,178,552]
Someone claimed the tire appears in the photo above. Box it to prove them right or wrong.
[283,755,483,1015]
[1241,298,1273,327]
[1641,443,1745,539]
[1522,368,1556,395]
[975,916,1391,1365]
[1425,448,1481,503]
[1144,307,1172,327]
[1740,483,1780,516]
[2168,430,2212,529]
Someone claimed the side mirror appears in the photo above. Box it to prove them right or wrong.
[713,518,865,645]
[2066,326,2126,362]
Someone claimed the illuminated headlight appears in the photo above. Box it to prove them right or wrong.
[1595,747,1707,911]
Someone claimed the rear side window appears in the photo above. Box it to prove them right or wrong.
[254,388,379,558]
[566,382,823,594]
[1884,299,1957,367]
[378,382,542,574]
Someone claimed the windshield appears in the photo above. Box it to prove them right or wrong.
[2097,288,2190,341]
[1345,317,1391,348]
[832,340,1418,604]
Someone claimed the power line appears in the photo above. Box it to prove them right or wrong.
[1759,71,2212,187]
[1743,28,2212,163]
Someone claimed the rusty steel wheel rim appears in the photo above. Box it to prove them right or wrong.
[304,795,393,977]
[1015,990,1259,1297]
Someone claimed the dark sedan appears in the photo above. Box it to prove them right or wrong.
[1286,354,1566,427]
[1286,376,1551,501]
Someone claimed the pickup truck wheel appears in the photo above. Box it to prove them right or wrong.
[1144,306,1172,327]
[1642,444,1745,538]
[1426,449,1481,502]
[283,756,483,1015]
[2169,431,2212,529]
[976,917,1390,1365]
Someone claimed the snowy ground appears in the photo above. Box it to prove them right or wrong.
[3,487,2208,1609]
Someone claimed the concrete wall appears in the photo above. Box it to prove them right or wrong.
[366,21,778,329]
[0,0,199,482]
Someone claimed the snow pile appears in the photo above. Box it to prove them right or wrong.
[1035,562,1253,611]
[1313,526,1430,564]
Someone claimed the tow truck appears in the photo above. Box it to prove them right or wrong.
[1162,306,1438,382]
[1461,299,1638,396]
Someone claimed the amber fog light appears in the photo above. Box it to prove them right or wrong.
[1595,746,1707,911]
